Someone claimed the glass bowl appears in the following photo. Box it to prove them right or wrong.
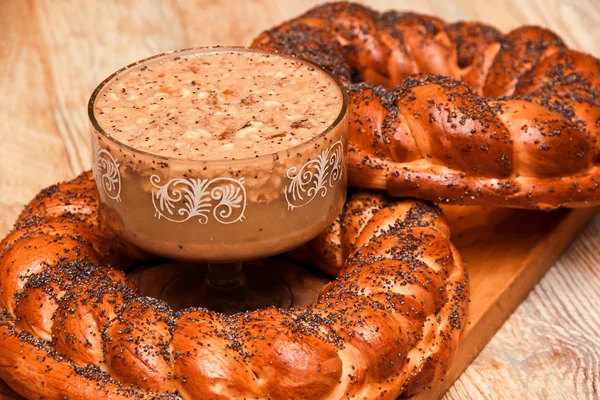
[88,47,348,264]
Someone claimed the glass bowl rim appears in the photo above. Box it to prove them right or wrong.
[88,46,349,164]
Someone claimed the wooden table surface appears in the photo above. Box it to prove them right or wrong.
[1,0,599,399]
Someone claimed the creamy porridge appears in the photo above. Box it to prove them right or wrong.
[94,51,343,160]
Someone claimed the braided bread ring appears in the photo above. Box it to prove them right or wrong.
[0,172,467,399]
[251,2,600,209]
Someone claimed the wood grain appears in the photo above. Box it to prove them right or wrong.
[0,0,599,399]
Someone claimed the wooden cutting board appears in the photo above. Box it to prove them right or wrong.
[412,205,597,399]
[0,205,595,399]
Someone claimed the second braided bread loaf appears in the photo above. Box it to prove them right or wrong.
[252,2,600,209]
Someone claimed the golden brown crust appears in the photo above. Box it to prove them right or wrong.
[0,173,467,399]
[483,26,565,96]
[445,21,502,93]
[251,1,600,209]
[0,315,152,400]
